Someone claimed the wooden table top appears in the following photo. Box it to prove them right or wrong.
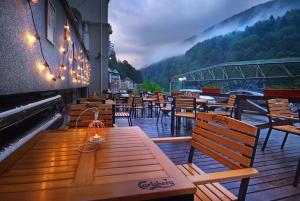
[0,127,195,201]
[143,98,157,102]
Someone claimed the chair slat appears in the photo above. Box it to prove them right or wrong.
[196,113,257,136]
[69,103,113,127]
[191,141,241,169]
[195,121,255,146]
[194,127,253,157]
[192,134,251,167]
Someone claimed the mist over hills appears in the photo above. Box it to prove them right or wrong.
[141,0,300,90]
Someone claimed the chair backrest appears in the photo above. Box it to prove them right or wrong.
[127,96,134,108]
[69,103,114,127]
[157,93,165,102]
[227,95,236,107]
[79,97,105,104]
[267,98,292,118]
[174,96,196,113]
[133,96,144,107]
[189,112,258,169]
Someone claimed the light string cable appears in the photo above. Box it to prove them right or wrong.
[27,0,53,77]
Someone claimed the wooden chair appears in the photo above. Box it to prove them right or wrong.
[208,95,236,117]
[173,96,197,128]
[114,96,133,126]
[132,96,146,118]
[262,98,299,151]
[156,93,171,124]
[69,103,114,127]
[153,112,259,201]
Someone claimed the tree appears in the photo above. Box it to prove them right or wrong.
[139,81,163,93]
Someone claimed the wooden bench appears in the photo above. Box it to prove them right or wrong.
[69,103,114,127]
[262,98,299,151]
[153,112,259,201]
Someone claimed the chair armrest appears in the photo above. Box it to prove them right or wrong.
[267,114,299,121]
[152,136,192,143]
[187,168,258,185]
[208,104,235,108]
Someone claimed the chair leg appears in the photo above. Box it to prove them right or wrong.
[156,109,161,124]
[262,127,272,151]
[161,111,164,123]
[127,117,131,126]
[293,158,300,187]
[238,178,250,201]
[129,116,132,126]
[281,132,289,149]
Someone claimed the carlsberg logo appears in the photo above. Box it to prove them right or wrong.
[138,179,175,190]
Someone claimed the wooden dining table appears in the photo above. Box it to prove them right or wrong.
[0,127,195,201]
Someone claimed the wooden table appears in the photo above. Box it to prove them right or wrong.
[0,127,195,201]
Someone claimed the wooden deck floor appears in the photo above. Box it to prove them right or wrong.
[116,114,300,201]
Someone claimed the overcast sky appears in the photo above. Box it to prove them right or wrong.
[109,0,270,69]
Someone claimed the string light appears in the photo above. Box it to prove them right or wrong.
[28,1,91,84]
[27,0,55,81]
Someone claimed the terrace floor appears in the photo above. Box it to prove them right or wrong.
[116,113,300,201]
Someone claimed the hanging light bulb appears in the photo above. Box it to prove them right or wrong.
[30,0,39,3]
[47,72,56,81]
[26,32,39,45]
[60,47,66,54]
[64,23,70,30]
[60,64,67,70]
[61,75,66,80]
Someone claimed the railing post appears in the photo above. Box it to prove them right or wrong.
[234,95,242,120]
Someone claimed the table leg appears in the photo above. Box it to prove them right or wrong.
[293,158,300,187]
[150,101,153,118]
[171,108,175,135]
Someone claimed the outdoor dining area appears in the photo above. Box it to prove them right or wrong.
[0,91,300,201]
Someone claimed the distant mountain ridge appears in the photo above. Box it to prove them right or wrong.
[141,8,300,90]
[184,0,300,45]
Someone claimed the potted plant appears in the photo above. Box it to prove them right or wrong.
[263,79,300,98]
[202,83,222,94]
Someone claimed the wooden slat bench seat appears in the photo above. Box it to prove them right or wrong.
[69,103,114,127]
[177,163,237,201]
[153,112,259,201]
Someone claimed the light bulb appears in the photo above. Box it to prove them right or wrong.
[30,0,39,3]
[26,32,39,44]
[61,76,65,80]
[60,47,65,54]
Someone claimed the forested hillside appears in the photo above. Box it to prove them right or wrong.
[141,9,300,90]
[109,53,143,84]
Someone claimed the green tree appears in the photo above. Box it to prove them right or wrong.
[139,81,163,93]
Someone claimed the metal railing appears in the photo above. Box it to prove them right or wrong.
[0,95,64,131]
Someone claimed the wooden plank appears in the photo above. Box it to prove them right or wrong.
[94,170,167,184]
[195,121,255,146]
[194,127,253,157]
[192,134,251,167]
[97,159,159,169]
[191,141,241,169]
[196,112,257,136]
[0,179,74,193]
[0,172,74,184]
[74,152,95,186]
[94,164,163,176]
[3,166,76,177]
